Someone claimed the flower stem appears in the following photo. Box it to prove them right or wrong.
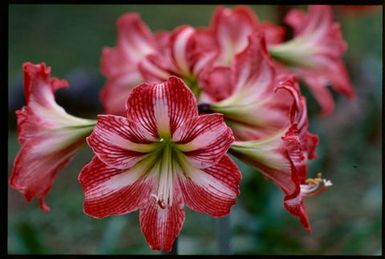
[217,215,231,255]
[161,238,178,255]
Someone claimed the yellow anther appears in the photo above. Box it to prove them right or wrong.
[305,172,324,186]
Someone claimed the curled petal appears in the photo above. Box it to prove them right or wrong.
[87,115,157,170]
[179,155,241,217]
[139,183,185,252]
[126,76,198,138]
[79,157,154,218]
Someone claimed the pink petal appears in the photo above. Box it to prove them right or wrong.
[79,157,154,218]
[99,70,142,116]
[256,21,285,45]
[22,62,68,109]
[87,115,155,170]
[179,155,241,217]
[169,25,196,76]
[100,13,158,115]
[232,32,275,96]
[210,6,259,65]
[173,114,234,169]
[139,183,185,252]
[126,76,198,138]
[138,53,175,83]
[199,66,234,102]
[10,138,80,211]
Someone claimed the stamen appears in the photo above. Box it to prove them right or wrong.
[153,143,174,209]
[301,172,333,197]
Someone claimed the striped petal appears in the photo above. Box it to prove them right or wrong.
[179,155,241,217]
[10,63,96,211]
[211,33,290,140]
[126,76,198,138]
[87,115,157,170]
[173,114,234,169]
[79,156,154,218]
[139,182,185,252]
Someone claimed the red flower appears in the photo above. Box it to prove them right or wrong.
[199,31,325,231]
[79,76,241,251]
[269,5,355,115]
[9,63,96,211]
[230,78,328,232]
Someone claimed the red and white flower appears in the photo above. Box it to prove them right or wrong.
[230,78,328,232]
[9,63,96,211]
[269,5,355,115]
[79,76,241,251]
[197,30,325,230]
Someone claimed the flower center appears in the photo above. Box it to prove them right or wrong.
[146,137,185,210]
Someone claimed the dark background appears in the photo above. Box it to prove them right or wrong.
[8,5,382,255]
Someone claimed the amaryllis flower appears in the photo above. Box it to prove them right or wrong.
[79,76,241,251]
[268,5,355,115]
[230,78,328,232]
[9,63,96,211]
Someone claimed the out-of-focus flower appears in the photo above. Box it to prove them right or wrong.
[100,6,286,115]
[269,5,355,115]
[9,63,96,211]
[100,14,218,115]
[100,14,158,115]
[230,78,325,232]
[79,77,241,251]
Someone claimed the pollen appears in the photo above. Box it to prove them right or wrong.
[305,172,323,185]
[301,172,333,197]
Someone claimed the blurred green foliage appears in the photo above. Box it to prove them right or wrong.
[8,5,382,255]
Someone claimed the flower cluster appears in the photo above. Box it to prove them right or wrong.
[10,5,351,252]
